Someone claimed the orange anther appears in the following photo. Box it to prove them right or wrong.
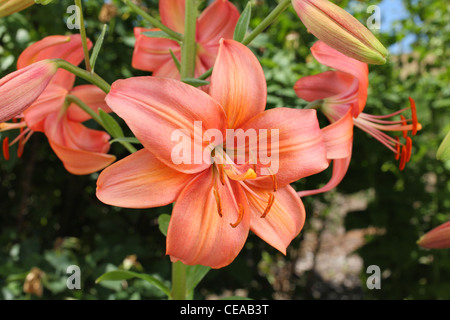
[395,136,401,160]
[271,174,278,192]
[409,97,418,136]
[213,189,223,217]
[405,136,412,163]
[230,205,244,228]
[261,193,275,218]
[2,137,10,161]
[399,146,408,171]
[218,165,225,185]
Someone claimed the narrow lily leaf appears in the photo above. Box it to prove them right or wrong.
[158,213,171,237]
[437,130,450,161]
[109,137,142,145]
[233,1,252,42]
[98,109,124,139]
[142,30,180,42]
[34,0,53,4]
[90,24,108,73]
[186,264,211,295]
[181,78,210,87]
[169,49,181,73]
[95,270,171,297]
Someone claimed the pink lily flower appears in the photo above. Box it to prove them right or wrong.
[132,0,240,79]
[294,41,421,197]
[1,34,115,175]
[418,221,450,249]
[97,39,329,268]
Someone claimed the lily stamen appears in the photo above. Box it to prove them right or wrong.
[2,137,10,160]
[213,188,223,217]
[261,193,275,218]
[230,204,244,228]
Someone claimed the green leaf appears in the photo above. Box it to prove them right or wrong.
[142,30,180,41]
[109,137,142,145]
[34,0,54,4]
[186,264,211,295]
[169,49,181,73]
[95,270,171,297]
[181,78,210,87]
[437,130,450,161]
[90,24,108,73]
[233,2,252,42]
[158,214,170,237]
[98,109,124,139]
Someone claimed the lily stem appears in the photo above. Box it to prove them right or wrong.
[171,261,187,300]
[75,0,92,72]
[54,59,111,93]
[242,0,292,46]
[123,0,183,41]
[65,95,137,154]
[180,0,198,79]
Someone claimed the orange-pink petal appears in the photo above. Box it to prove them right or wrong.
[159,0,186,34]
[96,148,193,209]
[298,156,352,198]
[209,39,267,129]
[247,185,305,254]
[17,34,92,91]
[311,41,368,116]
[23,84,69,132]
[196,0,240,47]
[44,113,115,175]
[240,108,329,189]
[0,60,58,122]
[105,76,227,174]
[167,170,249,268]
[132,27,181,75]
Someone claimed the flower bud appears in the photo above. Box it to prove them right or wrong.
[0,0,34,17]
[417,221,450,249]
[292,0,388,65]
[0,60,58,122]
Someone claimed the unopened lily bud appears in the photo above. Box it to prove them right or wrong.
[418,221,450,249]
[0,60,58,122]
[292,0,388,65]
[0,0,34,17]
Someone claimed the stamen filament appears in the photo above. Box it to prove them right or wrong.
[213,189,223,217]
[261,193,275,218]
[230,205,244,228]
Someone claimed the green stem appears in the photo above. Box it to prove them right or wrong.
[75,0,92,72]
[304,100,324,110]
[65,95,103,124]
[65,95,137,154]
[180,0,198,79]
[124,0,183,41]
[242,0,291,46]
[54,59,111,93]
[170,261,187,300]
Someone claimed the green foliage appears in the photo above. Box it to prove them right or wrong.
[1,0,449,300]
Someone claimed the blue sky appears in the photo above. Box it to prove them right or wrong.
[378,0,415,54]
